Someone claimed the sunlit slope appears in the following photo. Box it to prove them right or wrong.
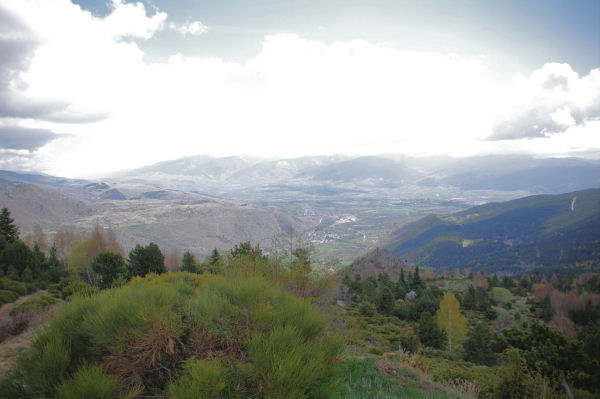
[387,188,600,273]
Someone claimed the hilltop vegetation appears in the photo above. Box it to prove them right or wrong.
[1,203,600,398]
[2,273,342,398]
[388,189,600,275]
[340,261,600,398]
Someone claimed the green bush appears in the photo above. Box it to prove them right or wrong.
[0,289,18,305]
[0,278,27,296]
[7,272,343,398]
[61,280,97,299]
[56,365,118,399]
[169,359,227,399]
[248,325,343,399]
[9,295,56,316]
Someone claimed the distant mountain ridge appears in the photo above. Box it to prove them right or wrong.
[387,188,600,274]
[108,154,600,197]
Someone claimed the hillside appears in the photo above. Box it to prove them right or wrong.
[387,188,600,274]
[346,248,412,280]
[0,173,314,257]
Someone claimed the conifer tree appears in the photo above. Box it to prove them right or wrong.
[417,311,446,349]
[411,266,423,290]
[180,251,199,273]
[375,286,395,315]
[0,207,19,243]
[464,322,496,365]
[92,251,126,289]
[127,242,166,278]
[207,248,221,274]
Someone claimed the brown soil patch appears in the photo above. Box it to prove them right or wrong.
[0,291,63,374]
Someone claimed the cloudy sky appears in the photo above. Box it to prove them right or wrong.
[0,0,599,177]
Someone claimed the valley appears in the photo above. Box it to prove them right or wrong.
[2,154,598,267]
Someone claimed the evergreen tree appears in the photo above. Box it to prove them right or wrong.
[411,266,423,290]
[21,266,33,282]
[127,242,166,278]
[464,322,496,365]
[180,251,199,273]
[47,244,62,283]
[394,280,407,300]
[0,207,19,243]
[377,272,393,290]
[541,294,554,322]
[2,240,33,277]
[375,286,395,315]
[92,251,127,289]
[462,285,477,310]
[496,349,536,399]
[417,311,446,349]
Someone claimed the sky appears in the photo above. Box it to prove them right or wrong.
[0,0,599,177]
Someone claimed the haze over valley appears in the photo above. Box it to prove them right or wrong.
[0,1,599,398]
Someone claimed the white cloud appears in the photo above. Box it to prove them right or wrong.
[0,0,598,177]
[169,20,209,36]
[104,0,167,39]
[490,63,600,140]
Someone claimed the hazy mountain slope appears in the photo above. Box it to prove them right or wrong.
[387,188,600,274]
[0,183,95,231]
[439,157,600,193]
[109,154,600,198]
[346,248,412,280]
[302,156,421,183]
[0,172,315,257]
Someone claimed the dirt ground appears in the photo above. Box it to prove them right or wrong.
[0,291,63,375]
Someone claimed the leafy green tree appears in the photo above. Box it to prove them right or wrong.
[417,311,446,349]
[375,286,395,315]
[436,292,466,351]
[463,322,496,365]
[91,251,127,289]
[0,207,19,243]
[180,251,199,273]
[127,242,166,278]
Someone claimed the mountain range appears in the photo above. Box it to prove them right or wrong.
[1,154,598,265]
[387,188,600,275]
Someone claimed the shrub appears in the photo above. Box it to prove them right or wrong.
[359,302,377,317]
[61,280,97,299]
[9,295,56,316]
[7,272,343,398]
[56,364,118,399]
[0,289,18,306]
[0,278,27,296]
[169,359,227,399]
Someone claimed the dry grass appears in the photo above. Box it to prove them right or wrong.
[104,315,186,390]
[0,292,63,375]
[446,378,482,398]
[184,325,247,362]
